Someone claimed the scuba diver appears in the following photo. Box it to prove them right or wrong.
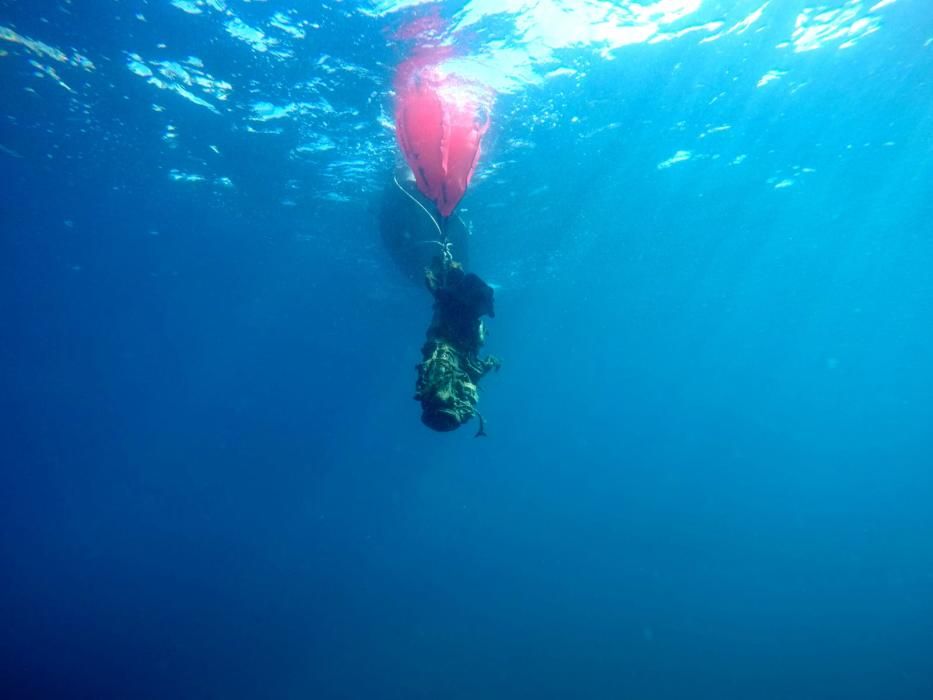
[378,175,470,285]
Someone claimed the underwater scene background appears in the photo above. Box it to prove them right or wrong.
[2,1,932,698]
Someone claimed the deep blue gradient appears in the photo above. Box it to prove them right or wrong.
[2,1,932,699]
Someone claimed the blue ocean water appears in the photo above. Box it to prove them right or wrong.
[2,1,932,698]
